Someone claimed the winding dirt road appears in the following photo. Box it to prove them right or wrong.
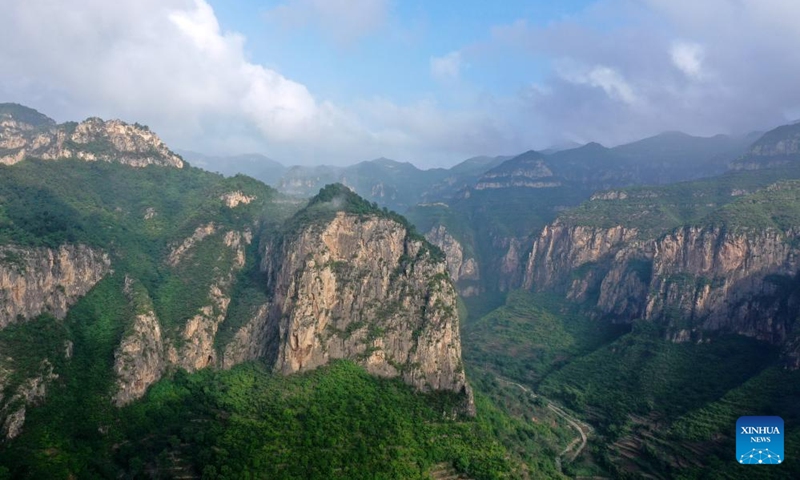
[495,376,592,471]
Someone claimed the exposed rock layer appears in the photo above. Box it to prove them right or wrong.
[424,225,480,296]
[524,221,800,365]
[265,213,474,411]
[0,244,110,329]
[0,114,183,168]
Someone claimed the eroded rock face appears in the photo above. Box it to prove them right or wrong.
[523,221,639,292]
[221,303,272,369]
[220,191,256,208]
[0,114,183,168]
[524,221,800,366]
[424,225,480,296]
[265,213,474,411]
[0,244,111,329]
[112,228,252,405]
[112,278,165,407]
[1,360,58,440]
[475,158,559,190]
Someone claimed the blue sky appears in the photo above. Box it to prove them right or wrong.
[2,0,800,167]
[209,0,594,105]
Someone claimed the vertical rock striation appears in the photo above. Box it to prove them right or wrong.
[0,244,110,329]
[264,212,474,412]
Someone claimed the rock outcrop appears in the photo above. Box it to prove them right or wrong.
[424,225,480,297]
[0,104,183,168]
[0,244,111,329]
[112,228,251,405]
[264,210,474,412]
[220,191,256,208]
[524,221,800,362]
[475,151,561,190]
[1,360,58,440]
[112,278,166,406]
[732,122,800,170]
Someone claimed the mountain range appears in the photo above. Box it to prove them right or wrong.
[2,102,800,479]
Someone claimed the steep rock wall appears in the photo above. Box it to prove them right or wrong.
[265,213,473,411]
[0,244,110,329]
[524,222,800,361]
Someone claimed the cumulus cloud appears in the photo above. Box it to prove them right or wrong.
[430,51,464,83]
[3,0,800,166]
[670,41,705,80]
[475,0,800,145]
[556,62,641,106]
[263,0,390,46]
[0,0,382,162]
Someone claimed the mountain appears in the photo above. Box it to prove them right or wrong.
[732,122,800,169]
[475,150,561,190]
[540,140,582,155]
[177,150,286,186]
[497,163,800,477]
[276,158,452,212]
[413,131,763,298]
[0,103,184,168]
[0,106,576,479]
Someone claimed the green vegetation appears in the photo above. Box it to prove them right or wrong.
[0,358,566,479]
[463,291,627,385]
[458,288,800,478]
[559,164,800,237]
[0,159,575,479]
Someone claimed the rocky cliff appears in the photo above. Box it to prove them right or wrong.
[112,225,251,405]
[424,225,480,296]
[524,219,800,362]
[0,104,183,168]
[732,122,800,170]
[0,244,111,329]
[263,211,473,409]
[110,187,475,410]
[475,151,561,190]
[1,359,58,440]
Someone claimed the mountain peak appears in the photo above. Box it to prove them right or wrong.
[0,105,184,168]
[0,103,56,128]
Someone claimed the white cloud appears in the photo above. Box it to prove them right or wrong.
[670,41,705,80]
[0,0,377,162]
[430,51,464,83]
[557,62,640,106]
[264,0,390,46]
[0,0,512,166]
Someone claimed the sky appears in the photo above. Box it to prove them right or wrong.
[2,0,800,167]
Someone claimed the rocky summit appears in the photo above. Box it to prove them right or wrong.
[0,103,184,168]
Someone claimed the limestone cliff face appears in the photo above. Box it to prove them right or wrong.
[522,221,639,294]
[525,222,800,361]
[220,303,271,369]
[424,225,480,296]
[475,155,561,190]
[112,227,252,405]
[1,360,58,440]
[264,212,473,410]
[112,277,165,406]
[0,244,111,329]
[0,111,184,168]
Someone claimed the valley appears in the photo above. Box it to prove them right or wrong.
[1,102,800,479]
